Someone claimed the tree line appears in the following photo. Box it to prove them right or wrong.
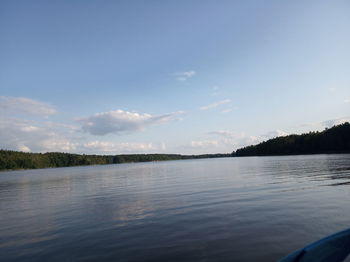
[235,122,350,156]
[0,150,231,171]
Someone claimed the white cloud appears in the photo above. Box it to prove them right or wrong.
[174,70,196,81]
[79,109,183,136]
[200,99,231,110]
[178,131,260,154]
[0,96,176,154]
[0,96,56,116]
[0,100,222,154]
[172,139,222,154]
[209,130,235,138]
[0,117,167,154]
[0,118,76,152]
[321,117,350,128]
[289,117,350,134]
[82,141,160,153]
[299,117,350,129]
[345,98,350,103]
[190,140,219,148]
[209,130,259,148]
[0,96,78,152]
[262,130,288,140]
[18,145,31,152]
[160,142,166,151]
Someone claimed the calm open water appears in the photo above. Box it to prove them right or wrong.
[1,154,350,262]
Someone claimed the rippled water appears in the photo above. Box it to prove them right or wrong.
[1,154,350,262]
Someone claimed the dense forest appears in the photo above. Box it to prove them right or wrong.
[0,150,231,171]
[235,122,350,156]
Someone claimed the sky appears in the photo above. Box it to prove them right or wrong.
[1,0,350,155]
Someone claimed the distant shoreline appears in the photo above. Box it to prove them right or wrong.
[0,151,232,171]
[2,151,350,173]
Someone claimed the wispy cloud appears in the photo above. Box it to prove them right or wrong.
[211,86,221,96]
[200,99,231,110]
[79,109,184,136]
[174,70,196,81]
[221,108,235,114]
[345,98,350,103]
[0,96,56,116]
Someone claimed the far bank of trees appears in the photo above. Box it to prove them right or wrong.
[235,122,350,156]
[0,151,231,171]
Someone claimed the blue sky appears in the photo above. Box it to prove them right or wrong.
[1,0,349,154]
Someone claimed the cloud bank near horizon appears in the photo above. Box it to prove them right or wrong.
[0,95,348,155]
[0,96,180,154]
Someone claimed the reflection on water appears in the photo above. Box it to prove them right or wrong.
[0,154,350,262]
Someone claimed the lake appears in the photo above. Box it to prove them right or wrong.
[1,154,350,262]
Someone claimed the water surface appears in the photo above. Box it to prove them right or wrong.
[1,154,350,261]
